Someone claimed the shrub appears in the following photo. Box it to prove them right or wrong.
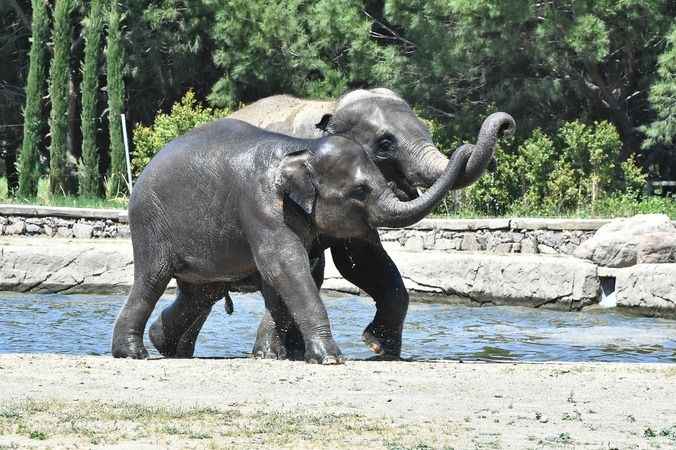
[459,120,652,216]
[131,91,229,175]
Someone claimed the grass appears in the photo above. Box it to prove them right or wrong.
[0,177,126,210]
[0,399,466,449]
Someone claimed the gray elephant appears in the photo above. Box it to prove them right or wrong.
[111,118,470,363]
[151,88,515,360]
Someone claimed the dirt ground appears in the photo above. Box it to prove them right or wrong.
[0,354,675,449]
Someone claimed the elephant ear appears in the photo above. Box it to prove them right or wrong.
[279,149,317,215]
[315,114,335,134]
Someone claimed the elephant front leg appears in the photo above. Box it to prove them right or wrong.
[251,234,342,365]
[331,239,408,359]
[252,253,324,360]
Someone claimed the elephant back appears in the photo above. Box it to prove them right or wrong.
[228,95,334,139]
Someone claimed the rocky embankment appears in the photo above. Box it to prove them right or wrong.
[0,205,675,316]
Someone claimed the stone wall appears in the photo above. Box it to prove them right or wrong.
[0,205,617,255]
[380,218,610,255]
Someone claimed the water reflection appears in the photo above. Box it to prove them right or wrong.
[0,292,675,363]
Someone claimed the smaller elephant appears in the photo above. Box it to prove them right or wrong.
[111,118,468,363]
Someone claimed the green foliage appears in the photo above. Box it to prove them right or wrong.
[48,0,75,195]
[206,0,383,107]
[1,177,127,209]
[107,1,127,198]
[462,121,652,216]
[79,0,106,198]
[18,0,50,198]
[131,91,229,175]
[642,25,676,177]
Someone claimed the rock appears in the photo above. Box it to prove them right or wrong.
[434,238,460,251]
[404,235,424,252]
[537,244,557,255]
[636,232,676,264]
[325,250,600,309]
[423,231,437,250]
[72,223,94,239]
[0,239,134,294]
[520,237,539,254]
[615,264,676,312]
[574,214,676,267]
[56,227,73,238]
[5,220,26,235]
[25,224,42,234]
[460,233,481,252]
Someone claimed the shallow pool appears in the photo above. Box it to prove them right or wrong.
[1,292,675,362]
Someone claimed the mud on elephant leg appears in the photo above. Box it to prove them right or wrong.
[252,254,325,360]
[331,239,408,359]
[148,281,226,358]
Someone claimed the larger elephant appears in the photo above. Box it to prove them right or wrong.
[151,88,515,359]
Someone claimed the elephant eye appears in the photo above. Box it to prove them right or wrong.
[376,134,396,157]
[350,184,371,201]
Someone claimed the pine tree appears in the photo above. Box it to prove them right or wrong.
[79,0,105,197]
[18,0,50,198]
[107,0,127,197]
[48,0,74,195]
[643,26,676,148]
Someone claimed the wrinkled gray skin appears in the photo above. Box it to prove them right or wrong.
[111,118,471,363]
[152,88,515,360]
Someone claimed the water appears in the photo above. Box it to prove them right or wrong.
[1,292,675,363]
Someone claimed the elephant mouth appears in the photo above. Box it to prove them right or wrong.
[389,170,420,201]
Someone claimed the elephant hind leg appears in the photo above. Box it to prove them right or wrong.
[112,262,172,359]
[149,280,226,358]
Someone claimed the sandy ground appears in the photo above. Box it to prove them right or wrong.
[0,355,675,449]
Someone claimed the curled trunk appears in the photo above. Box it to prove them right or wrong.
[371,148,470,228]
[419,112,516,189]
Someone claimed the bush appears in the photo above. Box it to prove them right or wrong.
[131,91,229,175]
[458,120,653,216]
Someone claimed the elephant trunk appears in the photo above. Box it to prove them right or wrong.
[419,112,516,189]
[371,149,468,228]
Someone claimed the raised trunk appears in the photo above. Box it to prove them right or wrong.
[371,147,470,228]
[421,112,516,189]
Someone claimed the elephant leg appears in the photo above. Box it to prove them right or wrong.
[112,259,172,359]
[331,239,408,358]
[252,254,324,360]
[149,281,226,358]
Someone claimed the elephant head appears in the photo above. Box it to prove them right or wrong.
[319,89,516,198]
[279,135,471,239]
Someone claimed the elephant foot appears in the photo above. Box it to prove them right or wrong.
[149,315,182,358]
[251,331,288,359]
[111,332,149,359]
[304,337,344,365]
[362,323,401,359]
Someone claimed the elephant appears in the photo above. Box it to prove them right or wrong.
[111,118,471,363]
[150,88,515,360]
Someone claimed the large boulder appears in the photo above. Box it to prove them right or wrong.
[615,264,676,313]
[574,214,676,267]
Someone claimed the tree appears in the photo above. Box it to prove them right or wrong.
[0,0,31,194]
[18,0,50,198]
[106,0,127,197]
[206,0,383,107]
[642,26,676,179]
[48,0,75,195]
[78,0,105,197]
[378,0,675,158]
